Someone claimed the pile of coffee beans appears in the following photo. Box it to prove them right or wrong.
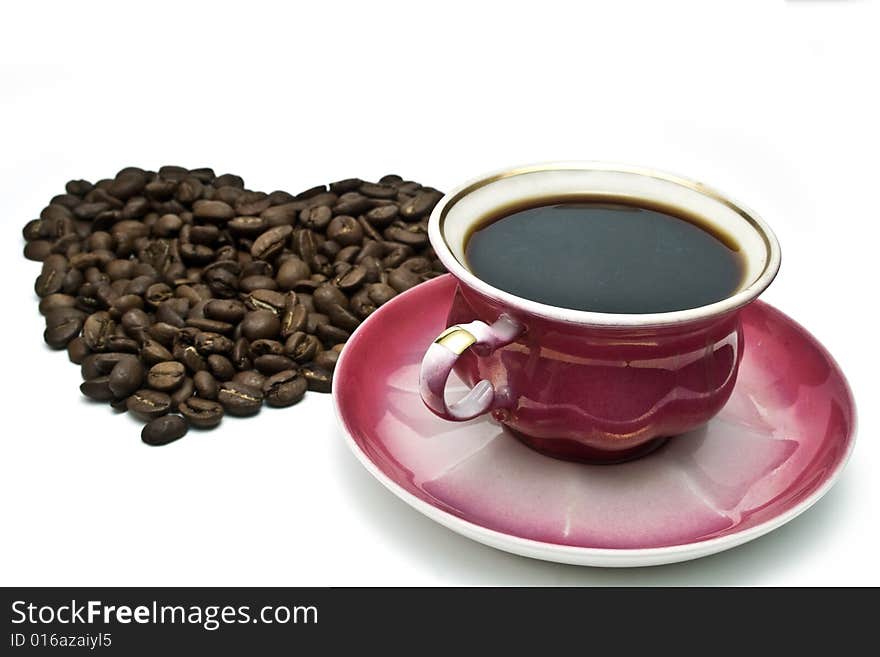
[22,166,445,445]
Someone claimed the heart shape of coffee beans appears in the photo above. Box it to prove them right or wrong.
[23,166,445,445]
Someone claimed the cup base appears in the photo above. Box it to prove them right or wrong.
[505,427,671,465]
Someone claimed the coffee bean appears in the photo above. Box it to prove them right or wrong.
[44,307,85,349]
[326,304,361,332]
[241,310,281,340]
[108,355,144,398]
[280,304,307,337]
[179,397,224,429]
[127,389,172,421]
[232,370,266,389]
[193,370,219,399]
[326,215,363,247]
[204,299,246,323]
[284,331,320,363]
[82,311,116,350]
[218,381,263,416]
[300,205,333,231]
[263,370,307,407]
[301,366,332,393]
[142,415,188,446]
[185,317,234,334]
[314,349,340,372]
[147,361,186,391]
[67,336,90,364]
[194,332,233,355]
[317,322,350,345]
[388,266,422,292]
[170,377,195,410]
[192,200,235,223]
[23,168,445,443]
[244,289,288,315]
[254,354,296,375]
[359,182,397,199]
[313,284,349,313]
[251,225,292,261]
[207,354,236,380]
[400,191,441,219]
[80,377,115,401]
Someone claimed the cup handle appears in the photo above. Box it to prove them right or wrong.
[419,315,523,421]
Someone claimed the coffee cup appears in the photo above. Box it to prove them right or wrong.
[419,162,781,462]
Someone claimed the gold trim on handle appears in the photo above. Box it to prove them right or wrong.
[435,326,477,355]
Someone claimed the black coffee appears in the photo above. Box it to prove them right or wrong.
[464,199,744,314]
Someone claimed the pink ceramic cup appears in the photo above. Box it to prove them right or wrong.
[419,162,782,463]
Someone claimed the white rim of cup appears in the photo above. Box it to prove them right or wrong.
[428,161,782,328]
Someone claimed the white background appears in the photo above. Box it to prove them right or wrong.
[0,0,877,586]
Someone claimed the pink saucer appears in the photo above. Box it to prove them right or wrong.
[334,275,856,567]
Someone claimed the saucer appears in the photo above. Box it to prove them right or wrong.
[333,275,856,567]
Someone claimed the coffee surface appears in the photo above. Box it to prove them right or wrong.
[465,200,744,314]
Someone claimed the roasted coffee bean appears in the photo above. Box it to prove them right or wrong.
[105,336,140,353]
[365,204,399,227]
[141,338,175,364]
[359,182,397,199]
[336,265,367,291]
[82,311,115,350]
[305,312,329,334]
[195,332,234,354]
[400,191,441,219]
[318,322,350,345]
[80,377,115,401]
[367,283,397,306]
[263,370,307,407]
[245,289,288,314]
[254,354,296,375]
[44,307,85,349]
[326,304,360,332]
[232,337,252,370]
[284,331,321,363]
[313,284,349,313]
[207,354,236,380]
[142,415,188,446]
[228,215,267,236]
[179,397,223,429]
[192,200,235,223]
[232,370,266,389]
[276,257,311,290]
[300,205,333,231]
[241,310,281,340]
[314,349,340,372]
[22,168,445,443]
[127,389,172,421]
[249,339,284,357]
[326,215,363,247]
[388,266,422,292]
[251,225,292,260]
[108,355,144,398]
[170,377,195,410]
[147,361,186,391]
[193,370,219,400]
[179,344,206,372]
[185,317,234,334]
[218,381,263,417]
[280,304,308,337]
[333,192,370,216]
[204,299,246,323]
[301,366,332,393]
[239,275,278,293]
[81,352,130,379]
[67,336,90,364]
